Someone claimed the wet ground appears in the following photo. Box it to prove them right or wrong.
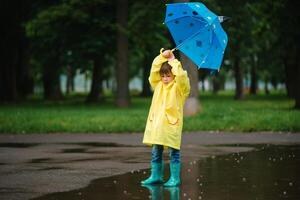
[31,144,300,200]
[0,133,300,200]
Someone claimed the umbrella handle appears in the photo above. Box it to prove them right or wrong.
[171,48,177,52]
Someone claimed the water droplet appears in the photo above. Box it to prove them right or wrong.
[78,192,82,195]
[283,191,287,195]
[113,180,117,184]
[188,169,191,172]
[184,193,187,197]
[242,177,246,182]
[123,190,127,194]
[200,183,203,186]
[289,182,293,186]
[273,158,276,162]
[188,198,191,200]
[211,155,216,159]
[143,171,146,174]
[198,196,202,199]
[197,178,200,182]
[193,161,196,164]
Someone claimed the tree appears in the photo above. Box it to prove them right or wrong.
[0,0,34,102]
[26,0,115,101]
[116,0,130,107]
[277,0,300,109]
[128,0,169,97]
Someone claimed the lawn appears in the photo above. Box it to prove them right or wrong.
[0,91,299,133]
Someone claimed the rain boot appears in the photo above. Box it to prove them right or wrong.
[141,161,164,185]
[163,163,181,187]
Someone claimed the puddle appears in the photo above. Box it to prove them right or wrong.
[62,148,87,153]
[0,143,39,148]
[63,142,134,148]
[29,158,52,164]
[32,145,300,200]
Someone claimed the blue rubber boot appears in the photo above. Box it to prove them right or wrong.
[141,162,164,185]
[163,163,181,187]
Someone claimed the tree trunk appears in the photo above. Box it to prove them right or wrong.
[17,37,34,98]
[212,77,220,94]
[294,58,300,109]
[0,0,33,102]
[233,55,244,100]
[116,0,129,107]
[180,53,200,116]
[0,1,20,102]
[86,58,103,103]
[264,80,270,95]
[250,57,258,95]
[201,77,205,91]
[66,65,75,94]
[141,54,152,97]
[284,58,296,98]
[43,63,62,100]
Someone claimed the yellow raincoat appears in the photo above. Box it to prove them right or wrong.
[143,50,190,150]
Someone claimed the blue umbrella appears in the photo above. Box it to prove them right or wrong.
[164,2,228,71]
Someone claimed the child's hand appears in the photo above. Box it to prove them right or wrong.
[162,49,175,61]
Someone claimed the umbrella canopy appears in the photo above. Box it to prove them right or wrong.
[164,2,228,71]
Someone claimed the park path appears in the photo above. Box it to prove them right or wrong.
[0,132,299,200]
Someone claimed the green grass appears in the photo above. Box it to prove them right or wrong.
[0,91,299,133]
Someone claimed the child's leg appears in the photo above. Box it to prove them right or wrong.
[141,145,164,185]
[151,145,164,163]
[169,147,180,164]
[164,147,181,187]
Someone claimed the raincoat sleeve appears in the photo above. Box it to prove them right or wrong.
[148,48,168,90]
[169,59,190,98]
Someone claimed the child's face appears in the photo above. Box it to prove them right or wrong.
[161,73,174,85]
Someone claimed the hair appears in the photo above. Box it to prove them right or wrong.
[159,62,172,75]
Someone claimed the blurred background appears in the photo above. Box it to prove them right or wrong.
[0,0,299,133]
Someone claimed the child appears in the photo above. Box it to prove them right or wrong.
[141,48,190,187]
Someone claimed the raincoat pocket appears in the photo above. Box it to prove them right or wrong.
[165,108,179,125]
